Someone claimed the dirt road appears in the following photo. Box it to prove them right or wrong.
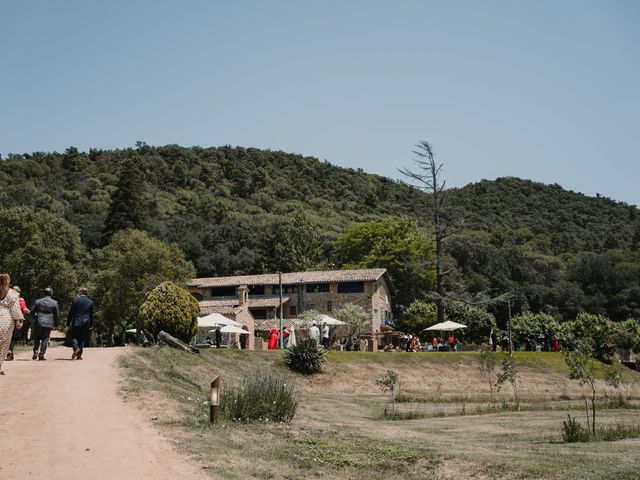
[0,345,206,480]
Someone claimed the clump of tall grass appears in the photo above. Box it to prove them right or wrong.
[220,370,298,423]
[560,414,640,442]
[561,415,591,443]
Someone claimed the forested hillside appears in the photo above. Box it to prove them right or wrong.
[1,144,638,325]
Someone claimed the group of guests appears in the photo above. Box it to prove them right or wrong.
[265,321,330,349]
[306,321,331,348]
[0,272,96,375]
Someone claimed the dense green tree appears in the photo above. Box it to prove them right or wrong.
[269,211,324,272]
[402,301,437,335]
[0,206,85,310]
[101,156,149,245]
[92,229,195,341]
[444,301,496,344]
[558,313,615,360]
[335,303,370,338]
[335,218,435,312]
[139,281,199,342]
[511,312,560,348]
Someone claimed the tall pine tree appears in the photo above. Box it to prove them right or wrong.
[101,156,148,245]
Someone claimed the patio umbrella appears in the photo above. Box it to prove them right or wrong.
[424,321,466,331]
[198,313,240,328]
[220,325,250,335]
[318,314,345,325]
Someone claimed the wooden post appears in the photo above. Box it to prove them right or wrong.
[210,376,220,424]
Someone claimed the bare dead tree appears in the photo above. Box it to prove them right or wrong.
[399,140,463,323]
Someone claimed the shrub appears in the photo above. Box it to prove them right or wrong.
[285,341,327,375]
[561,415,591,443]
[220,370,297,422]
[597,423,640,441]
[445,301,496,344]
[511,312,559,349]
[558,313,615,359]
[139,281,199,342]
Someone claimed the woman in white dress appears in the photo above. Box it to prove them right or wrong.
[0,274,24,374]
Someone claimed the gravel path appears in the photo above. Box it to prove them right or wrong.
[0,345,206,480]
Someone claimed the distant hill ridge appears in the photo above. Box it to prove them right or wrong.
[2,144,639,322]
[1,144,636,253]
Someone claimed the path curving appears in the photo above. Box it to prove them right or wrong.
[0,345,207,480]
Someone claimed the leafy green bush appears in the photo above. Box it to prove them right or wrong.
[558,313,615,359]
[401,300,495,343]
[511,312,559,348]
[139,281,199,342]
[561,415,590,443]
[446,301,496,344]
[285,341,327,375]
[220,370,298,422]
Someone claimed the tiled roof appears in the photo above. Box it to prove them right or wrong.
[254,318,299,330]
[248,297,290,308]
[199,302,241,315]
[189,268,386,288]
[198,296,290,310]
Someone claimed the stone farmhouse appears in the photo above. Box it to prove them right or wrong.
[187,268,393,350]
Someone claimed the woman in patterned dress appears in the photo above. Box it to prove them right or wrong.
[0,273,24,375]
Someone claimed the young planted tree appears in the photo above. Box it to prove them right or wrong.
[335,303,370,339]
[375,369,400,415]
[93,229,195,342]
[478,350,499,401]
[400,141,462,323]
[496,356,520,410]
[565,352,623,435]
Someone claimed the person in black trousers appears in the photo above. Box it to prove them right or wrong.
[68,287,95,360]
[31,287,59,360]
[215,326,222,349]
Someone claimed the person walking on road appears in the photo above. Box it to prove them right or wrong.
[68,287,95,360]
[31,287,59,361]
[7,285,30,361]
[0,274,25,375]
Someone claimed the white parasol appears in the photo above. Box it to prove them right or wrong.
[198,313,240,328]
[220,325,249,335]
[318,314,345,326]
[424,321,467,331]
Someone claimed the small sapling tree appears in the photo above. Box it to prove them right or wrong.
[564,352,621,434]
[478,350,498,401]
[496,356,520,410]
[375,369,400,415]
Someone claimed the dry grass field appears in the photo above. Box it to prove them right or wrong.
[119,348,640,480]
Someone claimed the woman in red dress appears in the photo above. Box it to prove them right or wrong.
[268,328,279,349]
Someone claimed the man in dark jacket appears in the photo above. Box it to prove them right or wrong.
[68,288,95,360]
[31,287,59,360]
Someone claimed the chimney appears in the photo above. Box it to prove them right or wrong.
[237,285,249,306]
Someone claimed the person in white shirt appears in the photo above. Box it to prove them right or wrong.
[321,322,330,348]
[308,322,320,346]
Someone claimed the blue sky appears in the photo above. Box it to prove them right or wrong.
[1,1,639,205]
